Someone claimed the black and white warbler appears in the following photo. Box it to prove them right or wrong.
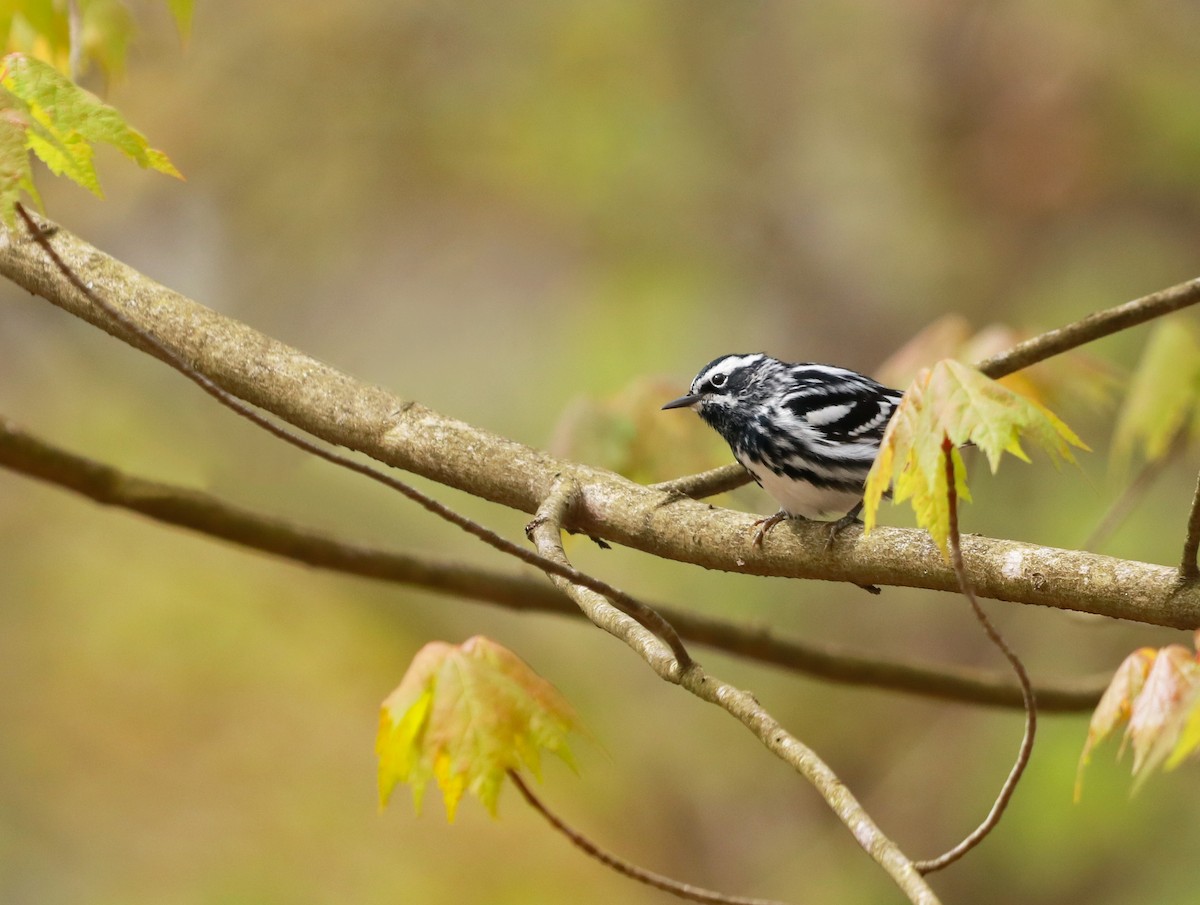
[663,353,902,545]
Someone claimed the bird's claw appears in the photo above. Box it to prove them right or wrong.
[751,510,789,548]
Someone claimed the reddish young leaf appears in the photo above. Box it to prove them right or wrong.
[551,376,729,483]
[377,636,581,822]
[1076,639,1200,798]
[1127,646,1199,774]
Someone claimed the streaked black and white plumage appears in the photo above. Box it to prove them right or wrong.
[663,352,902,543]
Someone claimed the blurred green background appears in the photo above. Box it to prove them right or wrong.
[3,2,1200,903]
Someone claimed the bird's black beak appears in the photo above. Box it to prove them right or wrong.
[662,394,701,411]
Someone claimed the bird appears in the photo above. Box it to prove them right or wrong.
[662,352,902,547]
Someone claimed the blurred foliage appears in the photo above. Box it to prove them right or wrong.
[0,0,190,77]
[876,314,1119,411]
[1113,318,1200,467]
[4,2,1200,904]
[550,376,730,482]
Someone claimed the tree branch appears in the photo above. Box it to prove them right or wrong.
[10,207,695,667]
[525,476,941,905]
[0,414,1114,711]
[651,463,752,499]
[2,219,1198,628]
[975,277,1200,379]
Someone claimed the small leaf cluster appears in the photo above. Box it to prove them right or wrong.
[377,636,581,822]
[0,51,179,224]
[1076,631,1200,798]
[863,358,1088,555]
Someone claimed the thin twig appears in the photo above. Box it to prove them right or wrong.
[528,476,692,665]
[651,463,752,499]
[67,0,82,82]
[509,771,792,905]
[1082,448,1176,552]
[1181,466,1200,581]
[976,277,1200,380]
[530,476,691,673]
[12,203,692,667]
[913,440,1037,875]
[527,481,940,905]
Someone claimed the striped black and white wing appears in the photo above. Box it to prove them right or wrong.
[730,364,902,517]
[781,365,901,445]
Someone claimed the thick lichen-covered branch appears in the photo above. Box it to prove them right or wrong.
[1,220,1198,630]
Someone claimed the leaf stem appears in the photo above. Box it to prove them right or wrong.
[509,771,793,905]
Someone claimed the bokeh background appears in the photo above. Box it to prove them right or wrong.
[3,2,1200,903]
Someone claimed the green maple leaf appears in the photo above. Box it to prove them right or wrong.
[863,359,1088,556]
[0,52,180,223]
[377,636,582,822]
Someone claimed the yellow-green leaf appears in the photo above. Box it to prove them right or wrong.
[0,52,180,221]
[0,0,147,78]
[1113,319,1200,466]
[376,636,582,822]
[0,102,37,214]
[864,359,1087,556]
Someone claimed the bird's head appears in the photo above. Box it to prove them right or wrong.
[661,353,771,413]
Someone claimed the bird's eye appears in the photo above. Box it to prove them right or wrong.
[709,373,728,389]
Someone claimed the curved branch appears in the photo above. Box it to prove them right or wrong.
[509,770,792,905]
[10,207,695,667]
[1,219,1198,629]
[913,440,1036,874]
[0,415,1108,711]
[525,476,940,905]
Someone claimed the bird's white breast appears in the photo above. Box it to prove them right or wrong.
[744,462,863,519]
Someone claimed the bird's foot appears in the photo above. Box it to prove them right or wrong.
[751,509,792,548]
[823,513,862,553]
